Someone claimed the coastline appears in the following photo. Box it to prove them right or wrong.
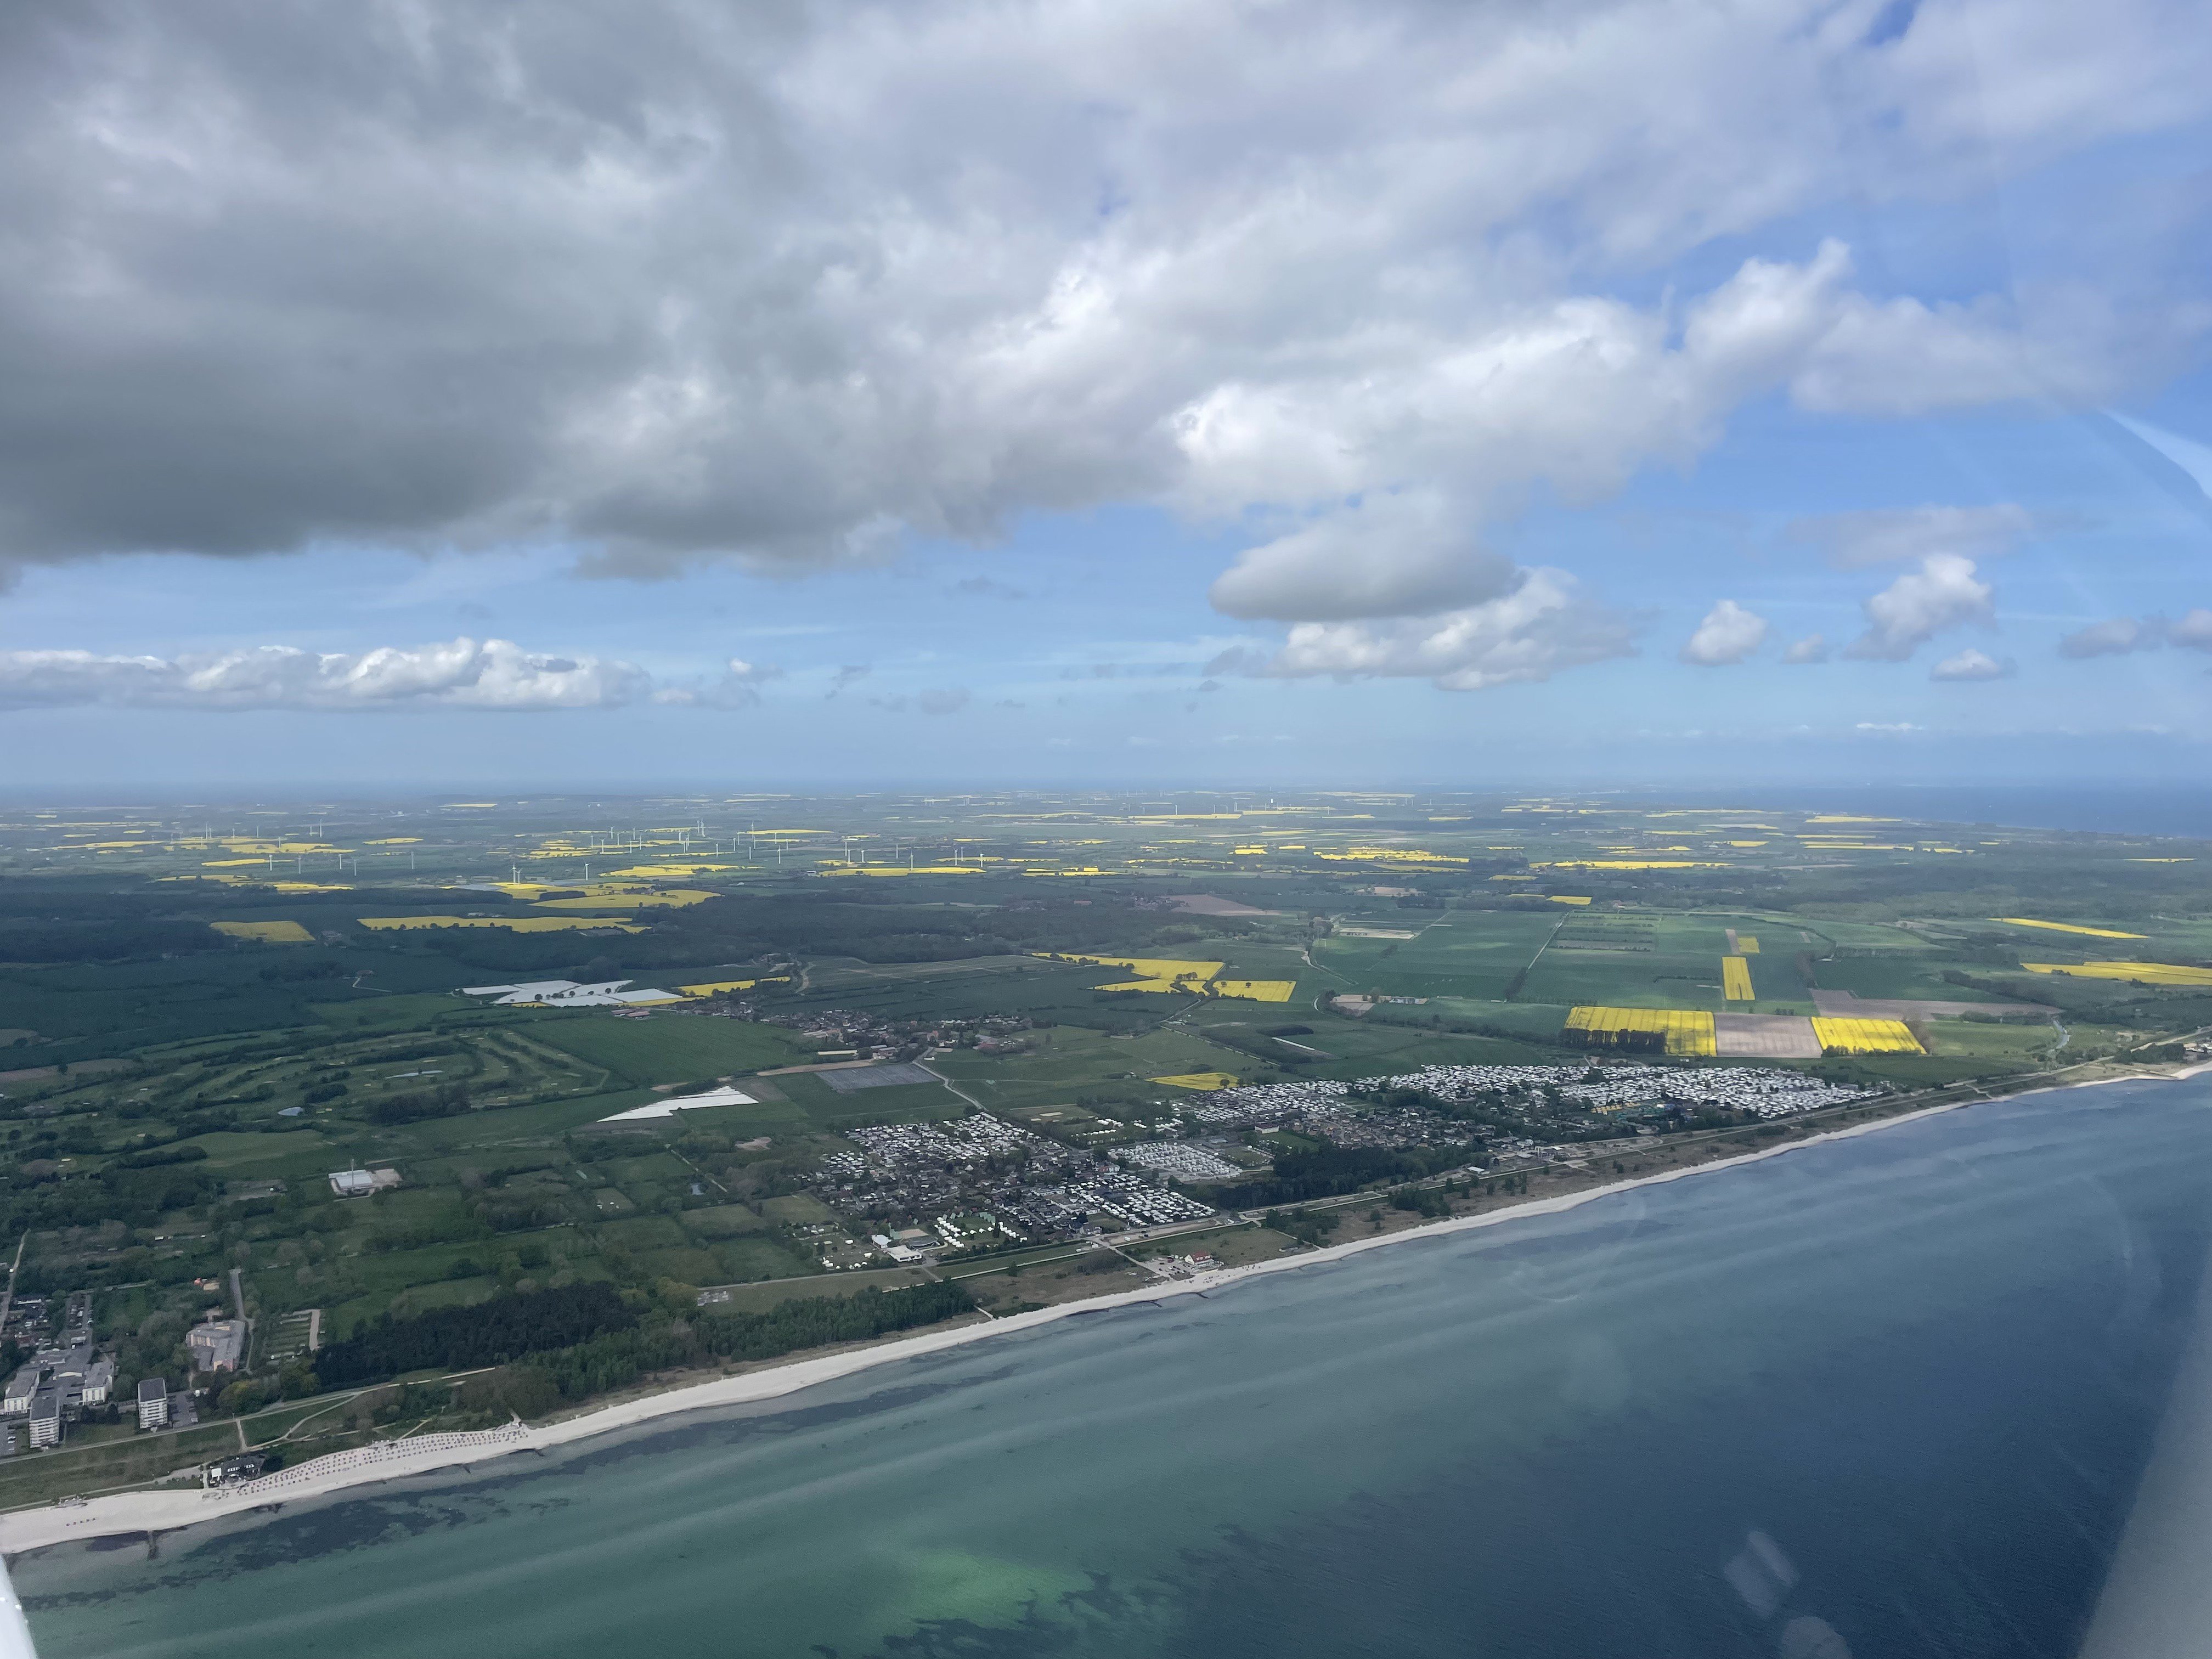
[7,1060,2207,1559]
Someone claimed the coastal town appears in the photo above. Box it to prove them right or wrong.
[0,789,2208,1523]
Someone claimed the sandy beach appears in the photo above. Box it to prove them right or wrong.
[7,1062,2205,1558]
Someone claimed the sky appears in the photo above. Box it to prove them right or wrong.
[2,0,2211,792]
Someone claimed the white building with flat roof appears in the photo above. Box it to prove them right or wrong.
[137,1376,169,1429]
[2,1369,37,1417]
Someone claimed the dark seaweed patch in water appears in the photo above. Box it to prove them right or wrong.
[22,1374,996,1606]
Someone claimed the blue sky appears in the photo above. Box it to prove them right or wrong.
[2,2,2209,790]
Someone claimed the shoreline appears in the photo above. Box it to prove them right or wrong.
[8,1060,2208,1559]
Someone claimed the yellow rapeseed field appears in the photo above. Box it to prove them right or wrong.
[1809,1017,1923,1054]
[534,888,716,909]
[1734,935,1760,953]
[1040,953,1223,987]
[1313,848,1466,865]
[1547,895,1592,905]
[1991,918,2148,939]
[1036,954,1295,1002]
[211,921,313,944]
[1537,860,1729,870]
[1722,956,1755,1000]
[1152,1073,1239,1091]
[2022,961,2212,986]
[358,915,645,934]
[1214,979,1299,1002]
[1564,1006,1717,1057]
[679,977,790,996]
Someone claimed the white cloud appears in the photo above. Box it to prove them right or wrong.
[2056,608,2212,657]
[1929,647,2015,681]
[2059,616,2158,657]
[0,0,2198,628]
[1237,569,1635,691]
[1786,504,2041,569]
[1844,554,1995,661]
[0,639,647,711]
[2174,608,2212,651]
[1680,600,1769,666]
[1782,633,1830,664]
[1209,493,1516,622]
[652,658,783,709]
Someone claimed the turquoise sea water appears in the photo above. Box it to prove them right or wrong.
[19,1079,2212,1658]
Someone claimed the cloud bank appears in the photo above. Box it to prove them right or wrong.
[2059,610,2212,656]
[0,639,647,711]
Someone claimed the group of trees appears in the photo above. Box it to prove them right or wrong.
[514,1280,977,1406]
[313,1276,974,1415]
[314,1282,638,1387]
[366,1081,473,1125]
[1212,1143,1472,1210]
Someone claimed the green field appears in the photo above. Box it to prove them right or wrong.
[1310,909,1558,999]
[929,1024,1251,1107]
[531,1014,809,1082]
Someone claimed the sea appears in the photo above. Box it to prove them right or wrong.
[18,1077,2212,1659]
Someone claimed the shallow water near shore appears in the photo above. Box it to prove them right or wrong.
[19,1077,2212,1659]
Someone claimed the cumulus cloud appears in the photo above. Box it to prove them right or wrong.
[1929,647,2015,681]
[1209,493,1516,622]
[1786,504,2041,569]
[0,639,647,711]
[1845,554,1995,661]
[2175,609,2212,651]
[1225,569,1635,692]
[0,0,2196,621]
[1680,600,1769,666]
[1783,633,1830,664]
